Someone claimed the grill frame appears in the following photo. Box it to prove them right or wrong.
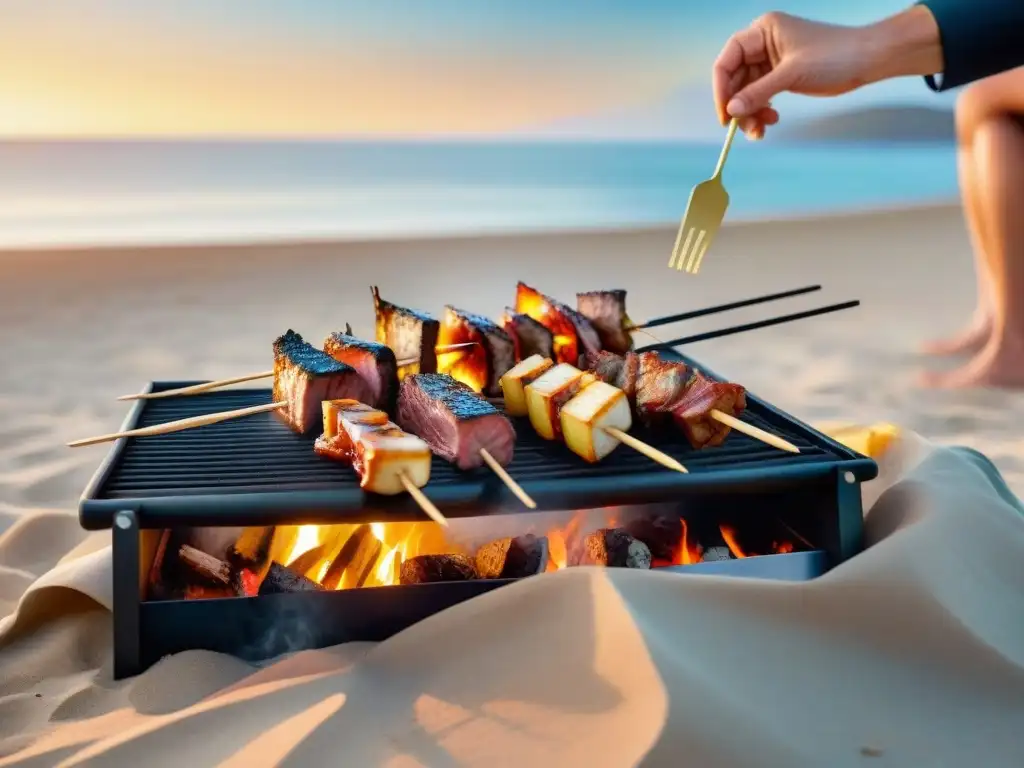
[80,352,877,530]
[83,350,877,679]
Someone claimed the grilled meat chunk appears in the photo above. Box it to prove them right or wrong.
[500,308,555,361]
[272,330,371,434]
[671,371,747,449]
[371,286,440,378]
[577,289,633,355]
[437,306,515,397]
[586,350,640,401]
[314,399,432,495]
[585,350,747,448]
[634,352,695,427]
[397,373,516,470]
[515,281,600,366]
[323,325,399,412]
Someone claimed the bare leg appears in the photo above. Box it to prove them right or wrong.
[919,145,994,355]
[921,115,1024,387]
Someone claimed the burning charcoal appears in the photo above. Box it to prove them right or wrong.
[400,554,478,585]
[179,545,233,586]
[229,527,275,569]
[475,534,548,579]
[622,515,683,562]
[259,561,325,595]
[700,546,735,562]
[568,528,652,569]
[146,529,173,600]
[185,584,240,600]
[321,525,382,590]
[287,544,329,579]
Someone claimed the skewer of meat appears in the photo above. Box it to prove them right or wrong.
[586,350,799,453]
[397,373,536,509]
[315,399,448,526]
[115,325,476,403]
[502,360,687,473]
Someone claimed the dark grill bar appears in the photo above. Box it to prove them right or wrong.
[81,352,875,529]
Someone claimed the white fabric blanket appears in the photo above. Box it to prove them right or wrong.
[1,428,1023,767]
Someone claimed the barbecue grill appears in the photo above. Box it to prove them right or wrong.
[80,351,876,678]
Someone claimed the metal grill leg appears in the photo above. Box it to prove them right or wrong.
[112,510,141,680]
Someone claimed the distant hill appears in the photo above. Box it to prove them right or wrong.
[772,106,955,143]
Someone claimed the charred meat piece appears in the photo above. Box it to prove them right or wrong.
[577,289,633,355]
[585,350,640,401]
[437,306,515,397]
[371,286,440,377]
[515,281,601,365]
[634,351,695,427]
[323,324,399,412]
[315,399,432,495]
[273,329,372,434]
[671,371,747,449]
[397,373,516,470]
[500,308,555,361]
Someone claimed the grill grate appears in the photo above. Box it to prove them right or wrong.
[81,353,876,528]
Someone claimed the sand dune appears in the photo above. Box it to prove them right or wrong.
[1,204,1023,765]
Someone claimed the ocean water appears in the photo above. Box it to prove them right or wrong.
[0,140,958,249]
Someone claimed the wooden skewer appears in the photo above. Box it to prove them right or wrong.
[479,448,536,509]
[67,401,287,447]
[710,410,800,454]
[118,371,275,401]
[602,427,688,474]
[398,472,449,527]
[116,342,480,401]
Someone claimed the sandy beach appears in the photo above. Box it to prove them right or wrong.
[2,203,1024,765]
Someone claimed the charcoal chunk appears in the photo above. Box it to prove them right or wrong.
[400,554,478,585]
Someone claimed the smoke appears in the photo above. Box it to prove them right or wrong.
[238,598,323,663]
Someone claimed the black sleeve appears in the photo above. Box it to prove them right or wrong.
[919,0,1024,90]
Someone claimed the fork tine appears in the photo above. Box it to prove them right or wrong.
[684,229,707,272]
[689,236,713,274]
[672,227,696,271]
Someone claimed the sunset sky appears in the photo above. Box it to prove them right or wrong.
[0,0,934,138]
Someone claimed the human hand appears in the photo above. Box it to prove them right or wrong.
[713,12,876,139]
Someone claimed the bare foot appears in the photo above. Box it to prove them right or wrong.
[918,335,1024,388]
[920,317,992,357]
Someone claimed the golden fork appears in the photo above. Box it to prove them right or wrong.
[668,118,739,274]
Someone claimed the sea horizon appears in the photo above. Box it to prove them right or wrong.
[0,138,959,250]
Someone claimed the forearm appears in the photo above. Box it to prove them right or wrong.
[860,1,1024,91]
[858,6,944,85]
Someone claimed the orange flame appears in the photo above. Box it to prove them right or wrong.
[515,283,579,364]
[437,320,487,393]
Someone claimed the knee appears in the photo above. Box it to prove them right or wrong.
[973,116,1024,165]
[956,83,994,146]
[956,70,1024,145]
